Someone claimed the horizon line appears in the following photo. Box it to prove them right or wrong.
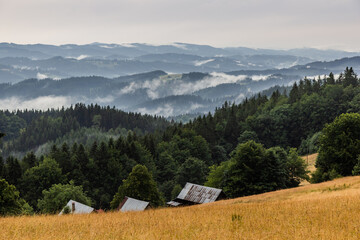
[1,42,359,53]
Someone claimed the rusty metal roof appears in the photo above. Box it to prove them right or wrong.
[59,200,94,215]
[119,196,150,212]
[176,182,224,204]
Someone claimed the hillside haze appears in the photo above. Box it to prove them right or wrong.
[0,43,359,117]
[1,43,359,82]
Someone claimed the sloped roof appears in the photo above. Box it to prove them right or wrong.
[175,182,224,204]
[59,200,94,215]
[166,200,182,207]
[119,196,150,212]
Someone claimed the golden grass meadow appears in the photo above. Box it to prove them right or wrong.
[2,153,360,240]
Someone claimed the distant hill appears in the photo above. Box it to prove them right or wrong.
[0,56,359,116]
[290,56,360,72]
[1,42,358,60]
[228,56,360,77]
[0,42,358,82]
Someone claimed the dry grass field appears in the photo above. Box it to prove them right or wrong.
[2,174,360,239]
[300,153,318,186]
[302,153,318,173]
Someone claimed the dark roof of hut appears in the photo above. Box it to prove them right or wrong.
[174,182,225,204]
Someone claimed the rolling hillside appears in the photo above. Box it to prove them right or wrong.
[0,42,359,83]
[1,175,360,239]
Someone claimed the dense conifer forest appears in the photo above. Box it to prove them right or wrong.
[1,67,359,215]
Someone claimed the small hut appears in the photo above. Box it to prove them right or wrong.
[167,182,226,207]
[59,200,94,215]
[117,196,150,212]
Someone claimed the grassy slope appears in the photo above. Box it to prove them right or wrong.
[302,153,318,173]
[300,153,318,186]
[2,173,360,239]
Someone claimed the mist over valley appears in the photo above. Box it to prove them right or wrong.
[1,43,359,117]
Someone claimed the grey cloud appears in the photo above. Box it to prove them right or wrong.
[119,82,141,95]
[172,73,248,95]
[0,96,73,110]
[136,103,205,117]
[0,95,115,111]
[137,104,174,117]
[1,0,359,50]
[117,72,249,100]
[36,73,48,80]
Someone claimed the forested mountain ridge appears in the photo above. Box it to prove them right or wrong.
[0,103,169,156]
[187,68,360,151]
[0,67,359,214]
[2,42,358,60]
[0,42,359,83]
[0,56,359,117]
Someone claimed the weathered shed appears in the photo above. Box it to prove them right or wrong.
[118,196,150,212]
[167,182,226,207]
[59,200,94,215]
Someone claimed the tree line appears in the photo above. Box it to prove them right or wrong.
[0,103,170,155]
[1,67,359,216]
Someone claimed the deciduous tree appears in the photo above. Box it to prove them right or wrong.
[110,165,163,209]
[37,181,92,214]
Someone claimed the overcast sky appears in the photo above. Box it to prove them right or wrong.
[1,0,359,51]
